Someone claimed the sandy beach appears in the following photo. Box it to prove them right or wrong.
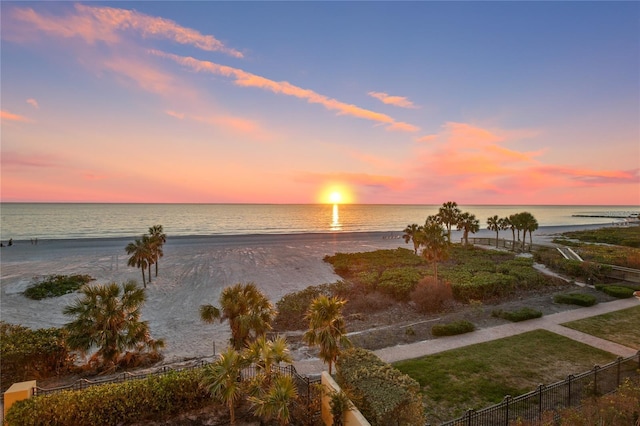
[0,224,620,364]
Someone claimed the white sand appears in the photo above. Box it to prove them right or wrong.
[0,224,615,364]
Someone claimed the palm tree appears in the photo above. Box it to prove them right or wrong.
[142,235,155,284]
[519,212,539,251]
[63,280,164,371]
[202,346,249,426]
[148,225,166,277]
[248,374,298,426]
[419,218,449,281]
[246,335,292,378]
[126,238,151,287]
[437,201,461,243]
[303,295,351,375]
[506,214,517,249]
[200,282,276,350]
[402,223,423,254]
[487,215,501,248]
[457,212,480,245]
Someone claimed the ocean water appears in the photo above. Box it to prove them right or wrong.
[0,203,638,241]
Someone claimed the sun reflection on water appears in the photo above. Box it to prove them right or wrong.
[331,204,341,231]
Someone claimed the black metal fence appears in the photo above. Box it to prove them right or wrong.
[440,351,640,426]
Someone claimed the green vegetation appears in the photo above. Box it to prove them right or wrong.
[431,320,475,336]
[64,280,164,372]
[336,347,425,426]
[491,307,543,322]
[5,368,210,426]
[553,292,598,307]
[23,274,94,300]
[200,282,276,350]
[0,322,75,392]
[394,330,617,424]
[125,224,167,288]
[533,248,612,281]
[595,284,636,298]
[563,306,640,349]
[559,225,640,248]
[273,282,337,330]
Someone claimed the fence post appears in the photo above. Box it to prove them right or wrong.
[503,395,511,426]
[465,409,474,426]
[616,357,622,387]
[566,375,573,407]
[537,384,544,421]
[593,365,600,396]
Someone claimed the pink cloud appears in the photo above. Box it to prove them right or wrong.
[368,91,418,109]
[26,98,39,109]
[8,4,243,57]
[1,151,59,167]
[0,110,30,123]
[165,110,185,119]
[152,51,420,133]
[296,171,405,191]
[166,110,273,141]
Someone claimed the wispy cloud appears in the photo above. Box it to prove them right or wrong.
[165,110,274,141]
[368,91,418,109]
[7,4,243,57]
[153,51,420,133]
[1,151,58,167]
[295,171,405,191]
[1,110,31,123]
[26,98,39,109]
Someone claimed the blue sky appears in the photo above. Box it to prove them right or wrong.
[1,1,638,204]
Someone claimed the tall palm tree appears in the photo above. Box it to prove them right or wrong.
[63,280,164,371]
[142,235,155,284]
[506,214,517,249]
[437,201,461,243]
[202,346,249,426]
[148,225,166,277]
[487,215,501,248]
[457,212,480,245]
[303,295,351,375]
[248,374,298,426]
[402,223,423,254]
[200,282,276,350]
[519,212,539,251]
[419,218,449,281]
[126,238,150,287]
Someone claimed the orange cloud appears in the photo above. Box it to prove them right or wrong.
[152,51,420,133]
[368,91,418,109]
[296,171,406,191]
[166,110,273,141]
[8,4,243,57]
[1,110,30,123]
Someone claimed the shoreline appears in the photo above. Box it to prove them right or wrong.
[0,222,632,364]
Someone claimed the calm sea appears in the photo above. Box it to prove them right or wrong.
[0,203,638,241]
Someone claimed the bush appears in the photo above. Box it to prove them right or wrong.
[23,274,94,300]
[378,267,425,301]
[595,285,635,299]
[0,322,75,392]
[273,283,335,331]
[335,347,425,426]
[410,277,453,314]
[5,368,210,426]
[431,320,475,337]
[491,308,543,322]
[553,293,598,307]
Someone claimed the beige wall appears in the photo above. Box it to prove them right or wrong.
[321,372,371,426]
[3,380,36,420]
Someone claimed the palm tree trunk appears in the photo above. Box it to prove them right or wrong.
[148,264,152,283]
[495,231,499,248]
[155,262,159,277]
[141,268,146,288]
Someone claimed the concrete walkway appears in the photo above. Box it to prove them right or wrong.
[294,298,639,375]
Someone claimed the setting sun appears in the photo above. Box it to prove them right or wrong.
[319,185,353,204]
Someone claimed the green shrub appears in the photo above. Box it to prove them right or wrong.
[553,293,598,307]
[491,308,543,322]
[335,347,425,426]
[324,248,426,278]
[23,274,94,300]
[0,322,75,392]
[595,285,635,299]
[431,320,475,337]
[273,283,335,331]
[5,368,210,426]
[378,267,425,301]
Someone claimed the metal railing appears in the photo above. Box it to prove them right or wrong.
[440,351,640,426]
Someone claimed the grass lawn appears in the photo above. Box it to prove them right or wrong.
[562,305,640,350]
[393,329,617,424]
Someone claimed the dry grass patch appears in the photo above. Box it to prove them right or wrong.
[562,305,640,350]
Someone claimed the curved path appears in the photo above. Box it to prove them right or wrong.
[294,297,639,375]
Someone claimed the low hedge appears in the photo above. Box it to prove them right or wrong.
[491,308,543,322]
[431,320,475,337]
[335,347,425,426]
[553,293,598,307]
[595,285,636,299]
[23,274,94,300]
[5,368,211,426]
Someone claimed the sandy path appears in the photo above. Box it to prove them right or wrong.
[0,225,612,364]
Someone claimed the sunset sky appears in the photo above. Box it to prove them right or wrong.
[1,1,638,205]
